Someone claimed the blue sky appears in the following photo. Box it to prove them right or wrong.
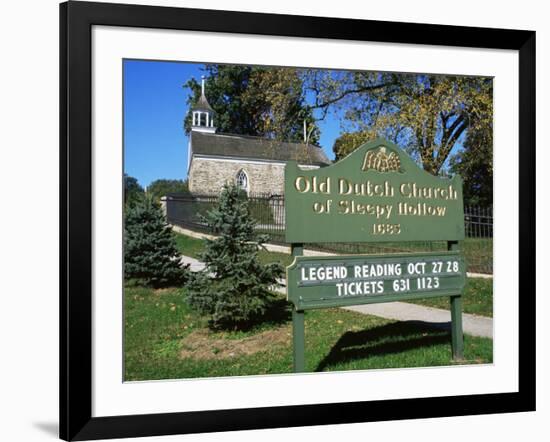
[123,59,342,188]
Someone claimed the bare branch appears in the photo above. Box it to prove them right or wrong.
[307,81,395,110]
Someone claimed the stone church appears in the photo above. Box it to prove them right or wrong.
[187,78,331,196]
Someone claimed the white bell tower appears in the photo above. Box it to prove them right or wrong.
[191,76,216,133]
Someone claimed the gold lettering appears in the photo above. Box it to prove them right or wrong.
[338,200,350,214]
[312,200,332,214]
[318,177,331,194]
[338,178,395,197]
[400,183,411,197]
[295,176,310,193]
[399,182,458,201]
[338,178,352,195]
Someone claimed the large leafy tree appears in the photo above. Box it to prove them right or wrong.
[147,179,189,201]
[304,70,493,175]
[450,125,493,206]
[332,130,378,161]
[124,173,144,207]
[183,65,319,144]
[242,67,320,144]
[184,65,256,135]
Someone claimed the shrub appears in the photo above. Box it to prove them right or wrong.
[124,195,189,287]
[186,184,284,329]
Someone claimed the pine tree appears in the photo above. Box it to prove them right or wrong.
[124,195,188,287]
[186,184,284,329]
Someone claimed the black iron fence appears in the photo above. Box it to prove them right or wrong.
[165,193,493,274]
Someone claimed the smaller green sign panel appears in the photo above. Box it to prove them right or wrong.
[287,251,465,310]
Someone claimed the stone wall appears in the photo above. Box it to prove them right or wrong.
[189,158,278,194]
[189,157,320,195]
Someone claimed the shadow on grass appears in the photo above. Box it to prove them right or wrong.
[316,320,451,372]
[259,296,293,326]
[217,295,292,332]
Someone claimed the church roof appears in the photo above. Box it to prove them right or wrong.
[191,132,331,166]
[192,92,214,112]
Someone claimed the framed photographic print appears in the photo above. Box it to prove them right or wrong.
[60,1,535,440]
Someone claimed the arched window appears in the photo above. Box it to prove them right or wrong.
[235,169,249,193]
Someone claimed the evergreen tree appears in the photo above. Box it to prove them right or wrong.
[186,184,284,329]
[125,196,188,287]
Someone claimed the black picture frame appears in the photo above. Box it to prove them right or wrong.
[60,1,536,440]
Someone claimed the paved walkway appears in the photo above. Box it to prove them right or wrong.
[179,254,493,339]
[171,225,493,279]
[343,303,492,338]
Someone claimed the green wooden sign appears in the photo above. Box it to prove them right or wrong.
[285,138,465,243]
[287,251,465,311]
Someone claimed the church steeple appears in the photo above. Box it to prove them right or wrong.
[191,76,216,133]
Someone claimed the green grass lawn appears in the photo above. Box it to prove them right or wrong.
[409,277,493,317]
[174,231,294,267]
[174,231,492,317]
[125,286,493,381]
[174,232,205,259]
[462,238,493,274]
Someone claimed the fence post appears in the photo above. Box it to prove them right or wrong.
[448,240,464,360]
[159,196,167,218]
[291,243,305,373]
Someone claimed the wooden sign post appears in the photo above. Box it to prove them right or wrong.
[284,138,466,373]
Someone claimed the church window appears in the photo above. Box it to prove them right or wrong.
[235,169,249,192]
